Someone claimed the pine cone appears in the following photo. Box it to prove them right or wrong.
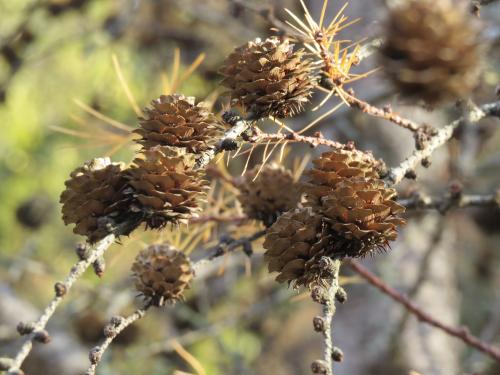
[125,146,207,229]
[134,94,226,154]
[60,158,127,243]
[304,150,381,208]
[131,243,193,306]
[380,0,484,105]
[220,37,316,119]
[263,208,331,288]
[320,178,406,258]
[237,163,301,226]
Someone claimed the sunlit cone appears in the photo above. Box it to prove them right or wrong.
[319,178,406,258]
[380,0,485,105]
[304,150,381,209]
[134,94,226,154]
[263,208,332,288]
[220,37,316,119]
[60,158,127,243]
[124,146,207,229]
[132,243,193,306]
[237,163,301,226]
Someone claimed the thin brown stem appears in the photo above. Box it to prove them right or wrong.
[321,79,422,132]
[348,260,500,362]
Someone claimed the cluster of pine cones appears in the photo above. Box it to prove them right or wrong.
[59,0,488,299]
[60,94,226,243]
[60,94,225,304]
[237,150,406,289]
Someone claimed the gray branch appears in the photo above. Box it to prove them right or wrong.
[85,307,148,375]
[387,101,500,185]
[7,234,116,373]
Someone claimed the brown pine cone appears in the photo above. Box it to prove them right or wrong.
[304,150,381,209]
[131,243,193,306]
[134,94,226,154]
[380,0,485,105]
[60,158,127,243]
[125,146,207,229]
[320,178,406,258]
[220,37,316,119]
[237,163,301,226]
[263,208,332,288]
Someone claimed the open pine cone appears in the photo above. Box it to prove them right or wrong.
[320,178,406,258]
[220,37,316,119]
[380,0,484,105]
[304,150,381,208]
[263,208,331,288]
[301,150,406,259]
[132,243,193,306]
[125,146,207,229]
[134,94,226,154]
[60,158,127,243]
[237,163,301,226]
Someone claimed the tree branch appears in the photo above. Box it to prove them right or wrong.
[400,191,500,212]
[310,259,343,375]
[192,229,267,272]
[387,101,500,185]
[7,233,116,373]
[85,306,149,375]
[347,260,500,362]
[320,80,422,133]
[195,112,253,169]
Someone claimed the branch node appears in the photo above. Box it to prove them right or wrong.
[89,346,102,365]
[75,243,89,260]
[332,347,344,362]
[311,359,330,374]
[33,330,51,344]
[335,287,347,304]
[311,286,329,305]
[110,315,124,327]
[54,281,67,297]
[16,322,34,336]
[92,257,106,278]
[313,316,326,332]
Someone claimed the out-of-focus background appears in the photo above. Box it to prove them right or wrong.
[0,1,499,374]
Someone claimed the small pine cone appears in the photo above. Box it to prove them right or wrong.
[263,208,332,288]
[131,243,193,306]
[380,0,485,106]
[320,178,406,258]
[60,158,127,243]
[220,37,316,119]
[237,163,301,226]
[134,94,226,154]
[125,146,207,229]
[304,150,380,208]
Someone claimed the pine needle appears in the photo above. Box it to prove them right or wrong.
[179,53,205,83]
[171,47,181,92]
[73,99,132,132]
[111,54,143,117]
[298,101,343,134]
[161,72,170,94]
[171,340,206,375]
